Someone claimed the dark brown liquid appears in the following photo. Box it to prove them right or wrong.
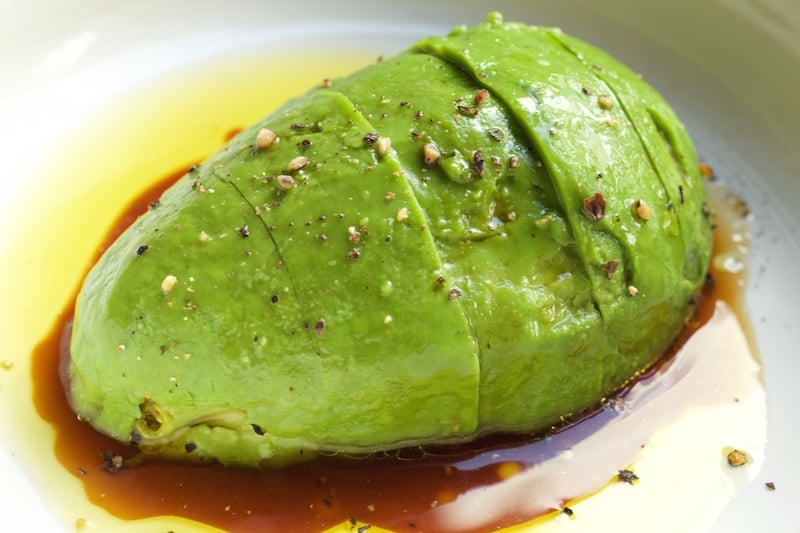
[31,167,746,533]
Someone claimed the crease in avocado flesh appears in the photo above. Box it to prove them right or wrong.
[65,12,712,467]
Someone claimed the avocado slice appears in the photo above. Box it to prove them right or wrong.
[65,12,712,467]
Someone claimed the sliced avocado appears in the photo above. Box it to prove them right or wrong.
[65,12,711,467]
[413,15,712,430]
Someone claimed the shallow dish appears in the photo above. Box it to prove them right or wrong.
[1,0,798,531]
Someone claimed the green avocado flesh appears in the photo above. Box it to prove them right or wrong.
[66,13,712,467]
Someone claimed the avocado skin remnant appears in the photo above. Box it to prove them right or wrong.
[66,12,712,467]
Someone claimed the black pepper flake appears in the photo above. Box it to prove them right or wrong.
[617,469,639,484]
[314,319,326,338]
[363,131,379,145]
[737,200,751,218]
[765,481,776,491]
[251,423,265,436]
[679,185,685,204]
[135,245,149,256]
[472,150,485,177]
[185,442,197,453]
[239,225,250,238]
[400,101,410,107]
[457,104,478,117]
[148,200,161,209]
[705,272,715,289]
[188,164,199,173]
[601,259,620,279]
[411,130,424,139]
[448,288,462,301]
[357,526,372,533]
[300,139,312,149]
[581,85,593,95]
[291,123,309,129]
[582,192,606,221]
[271,295,279,304]
[102,451,124,473]
[562,507,574,517]
[384,235,392,243]
[346,248,361,260]
[129,431,142,444]
[413,110,423,121]
[487,128,504,141]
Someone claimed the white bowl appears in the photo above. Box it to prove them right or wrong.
[1,1,798,531]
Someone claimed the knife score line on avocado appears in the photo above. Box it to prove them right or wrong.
[64,12,712,468]
[549,29,708,287]
[213,171,309,327]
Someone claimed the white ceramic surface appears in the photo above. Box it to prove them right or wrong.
[1,1,798,531]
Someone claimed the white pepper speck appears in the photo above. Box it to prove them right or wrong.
[598,95,615,110]
[161,275,178,294]
[635,199,652,220]
[255,128,277,149]
[287,156,308,172]
[277,175,296,190]
[376,136,392,156]
[423,143,441,166]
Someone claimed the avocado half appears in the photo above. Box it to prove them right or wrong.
[65,13,712,467]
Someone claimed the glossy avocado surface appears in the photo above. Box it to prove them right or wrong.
[66,13,712,467]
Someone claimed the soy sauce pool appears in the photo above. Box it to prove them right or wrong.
[31,157,756,533]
